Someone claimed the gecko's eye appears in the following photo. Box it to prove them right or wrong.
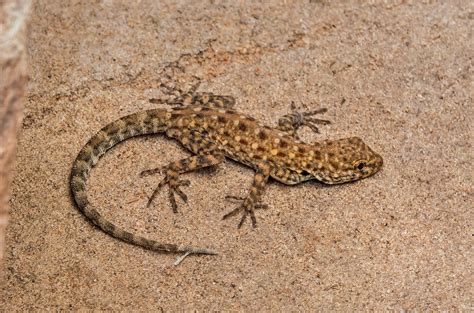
[357,162,366,170]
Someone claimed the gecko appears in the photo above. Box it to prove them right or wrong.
[70,91,383,264]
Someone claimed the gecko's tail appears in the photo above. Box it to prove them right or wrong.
[70,110,217,265]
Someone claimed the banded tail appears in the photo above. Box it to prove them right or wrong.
[70,109,217,265]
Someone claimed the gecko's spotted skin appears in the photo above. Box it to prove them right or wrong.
[70,92,383,262]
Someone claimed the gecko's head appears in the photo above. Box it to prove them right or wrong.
[308,137,383,184]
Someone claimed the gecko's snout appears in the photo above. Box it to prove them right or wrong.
[374,153,383,168]
[355,145,383,179]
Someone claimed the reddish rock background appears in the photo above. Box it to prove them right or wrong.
[0,0,30,267]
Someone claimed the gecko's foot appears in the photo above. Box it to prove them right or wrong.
[161,81,202,106]
[157,82,236,109]
[171,92,236,109]
[148,81,202,106]
[278,106,331,137]
[224,195,269,210]
[141,167,190,213]
[299,108,331,133]
[222,195,268,228]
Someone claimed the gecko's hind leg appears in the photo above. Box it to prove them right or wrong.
[152,79,236,109]
[161,82,236,109]
[141,152,225,213]
[173,92,236,109]
[277,102,331,139]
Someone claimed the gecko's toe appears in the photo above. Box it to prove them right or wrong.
[145,174,191,213]
[173,186,188,203]
[140,167,163,177]
[235,209,257,229]
[237,211,248,229]
[178,179,191,187]
[225,195,268,209]
[223,196,262,228]
[222,206,242,220]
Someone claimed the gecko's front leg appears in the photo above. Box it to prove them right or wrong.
[141,153,225,212]
[277,105,330,138]
[223,162,271,228]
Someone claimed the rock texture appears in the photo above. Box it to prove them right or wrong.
[0,0,30,265]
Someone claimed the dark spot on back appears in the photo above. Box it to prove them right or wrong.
[280,140,288,148]
[197,155,208,164]
[277,152,286,158]
[329,159,340,170]
[238,123,247,131]
[240,138,248,146]
[217,116,227,123]
[258,130,267,140]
